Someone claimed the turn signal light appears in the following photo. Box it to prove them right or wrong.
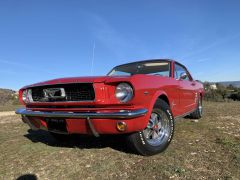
[116,121,127,132]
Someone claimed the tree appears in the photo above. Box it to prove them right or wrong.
[216,83,227,99]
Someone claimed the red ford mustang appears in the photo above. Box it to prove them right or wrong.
[16,59,204,155]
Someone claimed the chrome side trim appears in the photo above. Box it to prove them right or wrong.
[16,108,148,119]
[174,109,196,119]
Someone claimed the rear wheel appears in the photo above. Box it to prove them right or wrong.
[190,96,203,119]
[127,99,174,156]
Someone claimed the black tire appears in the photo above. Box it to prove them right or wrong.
[190,96,203,119]
[50,132,71,141]
[127,99,174,156]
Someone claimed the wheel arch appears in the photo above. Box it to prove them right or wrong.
[158,94,170,106]
[143,90,172,128]
[199,91,203,103]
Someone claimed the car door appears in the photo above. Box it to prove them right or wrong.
[174,63,196,114]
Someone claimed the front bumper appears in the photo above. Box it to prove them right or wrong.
[15,108,148,136]
[15,108,148,119]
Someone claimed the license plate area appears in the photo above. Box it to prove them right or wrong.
[45,118,67,133]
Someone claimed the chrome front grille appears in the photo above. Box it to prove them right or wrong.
[30,83,95,102]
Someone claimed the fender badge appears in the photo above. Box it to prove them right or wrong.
[144,91,149,95]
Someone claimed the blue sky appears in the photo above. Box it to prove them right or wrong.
[0,0,240,90]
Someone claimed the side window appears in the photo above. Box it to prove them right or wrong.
[174,64,190,81]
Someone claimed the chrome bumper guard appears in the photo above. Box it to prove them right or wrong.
[15,108,148,119]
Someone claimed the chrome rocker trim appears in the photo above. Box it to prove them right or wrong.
[15,108,148,119]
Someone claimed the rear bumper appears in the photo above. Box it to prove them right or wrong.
[15,108,148,119]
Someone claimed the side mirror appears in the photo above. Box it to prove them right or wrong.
[180,72,188,80]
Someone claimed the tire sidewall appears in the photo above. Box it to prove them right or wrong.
[195,96,203,118]
[135,100,174,154]
[198,97,203,117]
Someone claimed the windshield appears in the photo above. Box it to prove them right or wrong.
[108,61,171,77]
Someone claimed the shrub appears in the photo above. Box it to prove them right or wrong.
[203,82,240,102]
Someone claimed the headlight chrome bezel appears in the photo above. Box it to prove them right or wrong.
[22,89,33,103]
[22,89,28,103]
[115,83,134,103]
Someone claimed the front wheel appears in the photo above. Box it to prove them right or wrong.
[127,99,174,156]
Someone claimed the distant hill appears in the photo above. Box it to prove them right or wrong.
[217,81,240,88]
[0,88,19,106]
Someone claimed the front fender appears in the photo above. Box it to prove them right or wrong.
[142,90,171,129]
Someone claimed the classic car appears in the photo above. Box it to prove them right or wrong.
[16,59,204,156]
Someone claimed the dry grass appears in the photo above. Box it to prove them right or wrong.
[0,105,23,112]
[0,88,19,107]
[0,101,239,179]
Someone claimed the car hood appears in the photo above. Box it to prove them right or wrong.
[22,76,133,89]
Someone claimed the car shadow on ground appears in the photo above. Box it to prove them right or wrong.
[24,129,135,154]
[16,174,37,180]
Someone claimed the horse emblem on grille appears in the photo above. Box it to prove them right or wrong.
[43,88,66,99]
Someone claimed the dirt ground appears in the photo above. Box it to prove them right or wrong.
[0,111,16,117]
[0,101,239,179]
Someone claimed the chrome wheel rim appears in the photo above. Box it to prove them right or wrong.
[143,111,170,146]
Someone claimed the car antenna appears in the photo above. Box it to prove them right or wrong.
[91,41,95,76]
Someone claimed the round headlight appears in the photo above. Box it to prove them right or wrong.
[22,89,33,103]
[115,83,133,103]
[22,90,28,103]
